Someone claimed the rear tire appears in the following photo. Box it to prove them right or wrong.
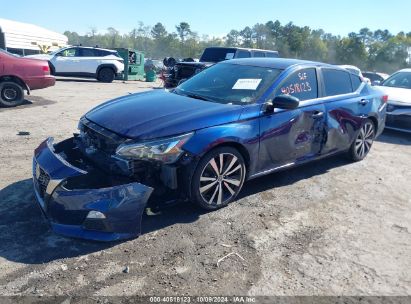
[190,147,246,210]
[348,119,375,161]
[0,81,24,107]
[97,67,115,83]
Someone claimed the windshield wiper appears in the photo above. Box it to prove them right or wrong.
[184,93,210,101]
[172,89,212,101]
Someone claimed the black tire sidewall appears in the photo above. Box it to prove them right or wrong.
[98,68,115,83]
[0,81,24,107]
[190,147,246,210]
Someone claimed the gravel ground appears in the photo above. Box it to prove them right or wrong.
[0,78,410,297]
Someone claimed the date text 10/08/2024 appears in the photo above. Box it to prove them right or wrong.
[149,296,256,303]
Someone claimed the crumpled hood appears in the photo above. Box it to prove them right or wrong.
[85,90,244,140]
[25,54,53,61]
[376,86,411,105]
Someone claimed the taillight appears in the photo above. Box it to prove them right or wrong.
[382,95,388,103]
[42,65,50,73]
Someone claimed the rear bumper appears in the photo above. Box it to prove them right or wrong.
[385,103,411,133]
[33,138,153,241]
[25,76,55,90]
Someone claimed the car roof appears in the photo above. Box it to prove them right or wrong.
[222,58,334,70]
[397,68,411,73]
[66,46,116,52]
[205,46,278,53]
[338,65,361,71]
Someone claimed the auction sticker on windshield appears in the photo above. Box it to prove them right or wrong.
[225,53,235,59]
[232,79,262,90]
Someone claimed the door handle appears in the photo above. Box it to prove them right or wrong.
[311,111,324,119]
[359,99,369,105]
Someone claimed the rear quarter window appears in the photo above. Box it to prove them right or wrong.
[350,74,362,91]
[80,48,98,57]
[323,69,353,96]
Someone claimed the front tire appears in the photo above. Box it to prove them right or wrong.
[0,81,24,107]
[97,67,115,83]
[348,119,375,161]
[191,147,246,210]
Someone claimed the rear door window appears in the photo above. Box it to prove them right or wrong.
[276,68,318,101]
[80,48,98,57]
[265,52,279,58]
[252,51,266,58]
[322,69,353,96]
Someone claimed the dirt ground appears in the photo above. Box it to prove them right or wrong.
[0,78,410,297]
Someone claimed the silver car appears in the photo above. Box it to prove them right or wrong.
[376,69,411,133]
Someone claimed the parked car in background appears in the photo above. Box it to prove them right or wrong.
[144,59,164,74]
[33,58,386,241]
[163,47,279,88]
[0,49,55,107]
[26,46,124,83]
[375,69,411,133]
[363,71,389,85]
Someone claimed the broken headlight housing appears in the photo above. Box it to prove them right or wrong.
[115,133,193,164]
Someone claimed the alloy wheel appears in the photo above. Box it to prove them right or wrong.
[199,153,245,206]
[355,122,374,159]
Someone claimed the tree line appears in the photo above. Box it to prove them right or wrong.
[64,20,411,73]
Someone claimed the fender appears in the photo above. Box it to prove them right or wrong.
[96,64,117,74]
[183,119,260,178]
[0,75,30,94]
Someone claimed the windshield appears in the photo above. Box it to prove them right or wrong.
[200,48,237,63]
[382,71,411,89]
[174,62,283,105]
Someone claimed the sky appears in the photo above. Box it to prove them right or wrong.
[1,0,411,38]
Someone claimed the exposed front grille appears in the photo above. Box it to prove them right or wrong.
[79,118,125,154]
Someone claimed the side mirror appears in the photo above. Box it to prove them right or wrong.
[272,94,300,110]
[372,80,381,86]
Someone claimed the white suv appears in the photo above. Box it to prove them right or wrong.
[26,46,124,83]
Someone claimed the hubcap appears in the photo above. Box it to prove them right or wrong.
[199,153,244,206]
[3,87,18,101]
[355,122,374,158]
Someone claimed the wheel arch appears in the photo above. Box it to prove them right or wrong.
[96,64,117,75]
[367,115,378,131]
[206,141,251,173]
[0,75,30,93]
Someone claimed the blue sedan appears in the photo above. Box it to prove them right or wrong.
[33,58,387,241]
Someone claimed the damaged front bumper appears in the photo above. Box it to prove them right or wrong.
[33,137,153,241]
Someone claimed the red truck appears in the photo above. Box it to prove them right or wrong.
[0,49,55,107]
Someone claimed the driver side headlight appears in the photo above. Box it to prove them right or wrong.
[115,133,193,164]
